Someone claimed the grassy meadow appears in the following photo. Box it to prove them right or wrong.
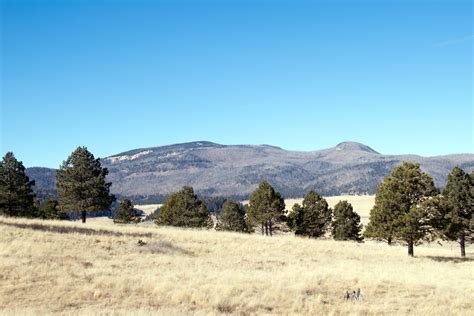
[1,213,473,315]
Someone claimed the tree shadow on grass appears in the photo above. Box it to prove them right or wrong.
[0,219,152,238]
[138,240,194,256]
[424,256,474,263]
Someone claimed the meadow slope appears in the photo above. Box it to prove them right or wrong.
[0,216,473,315]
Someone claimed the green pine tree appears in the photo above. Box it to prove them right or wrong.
[56,147,115,223]
[364,181,400,245]
[365,162,438,256]
[247,181,285,236]
[435,167,473,257]
[155,186,213,228]
[216,200,249,232]
[332,200,363,241]
[288,191,332,238]
[0,152,37,217]
[114,199,140,224]
[38,199,68,220]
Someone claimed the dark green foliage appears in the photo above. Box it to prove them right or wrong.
[288,191,332,238]
[155,186,213,228]
[434,167,473,257]
[0,152,37,217]
[332,200,363,241]
[38,199,68,220]
[56,147,116,223]
[216,200,250,232]
[247,181,285,236]
[114,199,140,224]
[365,162,438,256]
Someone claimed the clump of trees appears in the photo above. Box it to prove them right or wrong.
[0,152,37,217]
[215,200,251,233]
[247,181,285,236]
[365,162,473,257]
[56,147,116,223]
[155,186,213,228]
[288,191,331,238]
[332,200,363,241]
[114,199,140,224]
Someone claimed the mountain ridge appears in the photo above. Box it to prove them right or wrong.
[26,141,474,201]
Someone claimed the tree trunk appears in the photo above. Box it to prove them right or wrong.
[81,210,87,223]
[387,237,392,246]
[408,239,414,257]
[269,221,273,236]
[460,232,466,257]
[265,222,269,236]
[261,223,264,235]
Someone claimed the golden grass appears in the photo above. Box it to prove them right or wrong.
[283,195,375,225]
[1,216,473,315]
[134,204,161,216]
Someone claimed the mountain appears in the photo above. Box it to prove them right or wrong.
[26,141,474,201]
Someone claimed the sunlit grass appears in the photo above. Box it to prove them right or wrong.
[0,215,472,315]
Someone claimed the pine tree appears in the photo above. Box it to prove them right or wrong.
[0,152,37,217]
[288,191,331,238]
[365,162,438,256]
[216,200,249,232]
[38,199,68,220]
[364,182,399,245]
[56,147,115,223]
[435,167,473,257]
[114,199,139,224]
[247,181,285,236]
[332,200,363,241]
[155,186,213,228]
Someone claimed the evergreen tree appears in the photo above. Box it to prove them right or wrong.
[56,147,115,223]
[114,199,139,224]
[155,186,213,228]
[435,167,473,257]
[247,181,285,236]
[364,182,399,245]
[365,162,438,256]
[0,152,37,217]
[332,200,363,241]
[38,199,68,220]
[215,200,249,232]
[288,191,331,238]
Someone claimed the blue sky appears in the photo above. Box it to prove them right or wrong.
[1,0,472,168]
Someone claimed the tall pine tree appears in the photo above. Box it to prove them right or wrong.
[56,147,115,223]
[247,181,285,236]
[435,167,473,257]
[332,200,363,241]
[0,152,37,217]
[365,162,438,256]
[215,200,249,232]
[287,191,331,238]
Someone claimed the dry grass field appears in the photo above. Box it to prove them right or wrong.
[282,195,375,225]
[1,215,473,315]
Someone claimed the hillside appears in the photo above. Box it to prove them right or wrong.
[0,216,472,315]
[26,141,474,200]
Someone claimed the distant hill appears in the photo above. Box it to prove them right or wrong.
[26,141,474,201]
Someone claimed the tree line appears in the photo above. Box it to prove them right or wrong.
[0,148,472,257]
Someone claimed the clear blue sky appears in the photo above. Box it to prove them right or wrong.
[1,0,473,168]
